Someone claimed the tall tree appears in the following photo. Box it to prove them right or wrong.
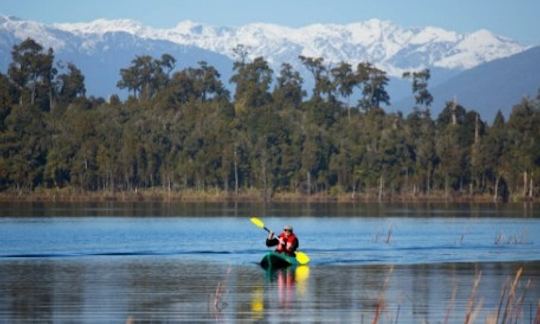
[8,38,56,110]
[230,56,273,113]
[506,98,539,198]
[331,62,356,119]
[481,111,508,201]
[0,73,16,131]
[194,61,228,102]
[1,104,49,191]
[356,62,390,111]
[403,68,433,114]
[436,100,469,196]
[117,54,175,101]
[56,62,86,104]
[273,63,305,109]
[299,56,334,101]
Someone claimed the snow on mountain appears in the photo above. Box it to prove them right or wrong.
[0,15,68,50]
[35,16,524,76]
[54,18,149,36]
[0,15,532,115]
[0,15,527,85]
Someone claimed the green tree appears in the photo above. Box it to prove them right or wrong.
[0,73,16,132]
[56,62,86,105]
[331,62,356,119]
[356,62,390,111]
[273,63,305,109]
[481,111,509,201]
[299,56,335,102]
[506,98,539,199]
[196,61,228,102]
[1,104,49,191]
[436,100,468,197]
[230,56,273,113]
[402,69,433,112]
[117,54,175,101]
[8,38,56,110]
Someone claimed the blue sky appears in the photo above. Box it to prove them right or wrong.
[1,0,539,45]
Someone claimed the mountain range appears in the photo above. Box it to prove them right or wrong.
[1,15,537,120]
[423,45,540,122]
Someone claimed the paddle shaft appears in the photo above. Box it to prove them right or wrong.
[264,226,292,246]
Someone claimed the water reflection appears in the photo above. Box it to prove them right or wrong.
[1,201,538,218]
[0,260,539,323]
[270,266,310,308]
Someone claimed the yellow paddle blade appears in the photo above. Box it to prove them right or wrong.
[296,251,310,265]
[250,217,265,229]
[295,265,310,283]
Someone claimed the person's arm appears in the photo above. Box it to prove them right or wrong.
[286,237,299,253]
[266,232,279,247]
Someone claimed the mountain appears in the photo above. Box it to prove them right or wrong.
[53,18,525,75]
[0,16,234,98]
[396,46,540,122]
[0,15,529,102]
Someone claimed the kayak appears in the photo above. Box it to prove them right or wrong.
[260,251,297,269]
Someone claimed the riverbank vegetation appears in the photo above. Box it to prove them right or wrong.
[0,39,539,202]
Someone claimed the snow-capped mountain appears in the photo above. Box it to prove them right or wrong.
[0,15,235,98]
[0,15,529,104]
[51,17,525,75]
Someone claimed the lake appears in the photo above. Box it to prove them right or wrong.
[0,202,539,323]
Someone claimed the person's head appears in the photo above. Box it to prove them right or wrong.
[283,225,293,236]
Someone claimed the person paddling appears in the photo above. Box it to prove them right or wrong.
[266,225,299,256]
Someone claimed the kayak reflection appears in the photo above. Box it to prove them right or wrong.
[251,265,310,319]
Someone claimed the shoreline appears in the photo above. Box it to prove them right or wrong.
[0,188,537,203]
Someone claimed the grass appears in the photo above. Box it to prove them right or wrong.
[1,187,533,203]
[369,267,536,324]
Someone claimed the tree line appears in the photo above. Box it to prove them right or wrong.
[0,38,538,201]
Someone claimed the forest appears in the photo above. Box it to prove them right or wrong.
[0,39,538,202]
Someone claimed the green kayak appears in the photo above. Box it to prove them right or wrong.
[260,251,297,269]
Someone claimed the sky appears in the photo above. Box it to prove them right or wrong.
[1,0,539,45]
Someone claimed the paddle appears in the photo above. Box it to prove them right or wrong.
[250,217,310,265]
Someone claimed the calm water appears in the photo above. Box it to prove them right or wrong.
[0,202,539,323]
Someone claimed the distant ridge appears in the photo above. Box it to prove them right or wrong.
[50,17,525,75]
[405,46,540,122]
[0,14,534,117]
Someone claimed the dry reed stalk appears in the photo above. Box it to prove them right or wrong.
[371,266,394,324]
[372,301,383,324]
[535,301,540,324]
[443,285,457,324]
[485,313,497,324]
[500,267,523,324]
[385,227,393,244]
[464,271,483,324]
[209,267,231,315]
[495,277,511,323]
[507,278,531,324]
[393,305,400,324]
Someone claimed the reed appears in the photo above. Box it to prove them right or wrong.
[371,266,394,324]
[373,225,394,244]
[464,271,483,324]
[495,230,530,245]
[0,187,530,203]
[462,267,536,324]
[443,286,458,324]
[534,301,540,323]
[367,265,534,324]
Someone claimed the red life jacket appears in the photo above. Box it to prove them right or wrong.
[276,232,298,255]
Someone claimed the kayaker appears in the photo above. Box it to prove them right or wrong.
[266,225,299,256]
